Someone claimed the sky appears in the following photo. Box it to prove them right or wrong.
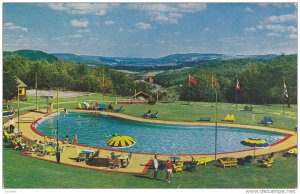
[3,2,298,58]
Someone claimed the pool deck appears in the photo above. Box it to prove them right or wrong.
[5,109,297,175]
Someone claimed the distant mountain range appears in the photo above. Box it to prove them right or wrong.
[3,49,279,71]
[4,50,58,62]
[52,52,278,67]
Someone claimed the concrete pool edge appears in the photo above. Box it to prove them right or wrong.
[6,110,297,174]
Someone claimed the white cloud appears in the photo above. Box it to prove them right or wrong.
[118,28,123,32]
[265,24,286,32]
[70,19,89,28]
[245,27,256,32]
[104,20,115,25]
[245,7,253,13]
[135,22,152,30]
[267,13,297,23]
[265,24,297,33]
[69,34,82,38]
[286,34,297,39]
[267,32,281,37]
[4,22,28,32]
[77,28,90,33]
[129,3,207,24]
[203,27,210,32]
[48,3,119,16]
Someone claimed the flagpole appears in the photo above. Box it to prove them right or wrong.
[282,77,285,115]
[35,72,38,110]
[211,75,214,107]
[56,88,60,163]
[17,86,20,132]
[188,74,191,105]
[102,73,105,101]
[214,89,218,161]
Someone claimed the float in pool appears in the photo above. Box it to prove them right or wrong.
[35,112,286,155]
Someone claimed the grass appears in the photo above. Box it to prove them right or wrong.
[3,92,298,188]
[3,143,297,188]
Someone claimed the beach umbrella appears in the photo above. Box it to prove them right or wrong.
[241,138,269,157]
[107,135,136,149]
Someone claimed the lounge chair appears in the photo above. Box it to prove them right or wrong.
[184,162,197,172]
[223,114,235,122]
[260,116,273,125]
[219,157,238,168]
[259,157,274,168]
[78,103,83,109]
[99,104,107,111]
[287,148,297,157]
[77,153,87,162]
[3,131,15,140]
[114,106,124,112]
[173,163,183,173]
[192,156,213,165]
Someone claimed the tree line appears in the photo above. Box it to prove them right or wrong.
[154,55,297,104]
[3,56,151,102]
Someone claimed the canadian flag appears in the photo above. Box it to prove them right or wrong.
[148,76,153,84]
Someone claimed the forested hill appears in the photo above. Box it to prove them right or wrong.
[154,54,297,104]
[4,50,58,62]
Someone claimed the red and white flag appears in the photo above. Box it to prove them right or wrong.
[188,74,197,84]
[236,79,241,91]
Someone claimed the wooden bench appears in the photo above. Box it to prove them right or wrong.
[199,117,211,122]
[219,158,238,168]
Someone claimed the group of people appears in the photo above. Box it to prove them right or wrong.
[143,110,159,118]
[153,155,173,183]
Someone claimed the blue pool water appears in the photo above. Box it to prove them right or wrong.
[36,112,285,154]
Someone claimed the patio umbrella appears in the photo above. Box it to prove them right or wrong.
[107,135,136,149]
[241,138,269,157]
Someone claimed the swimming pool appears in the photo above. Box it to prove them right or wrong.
[35,112,286,154]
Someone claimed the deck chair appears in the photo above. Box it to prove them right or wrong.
[99,104,107,111]
[78,103,83,109]
[223,114,235,122]
[184,162,197,172]
[173,163,183,173]
[114,106,124,112]
[260,116,273,125]
[4,131,15,140]
[260,157,274,168]
[287,148,297,157]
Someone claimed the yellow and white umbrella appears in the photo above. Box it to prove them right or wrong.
[107,135,136,148]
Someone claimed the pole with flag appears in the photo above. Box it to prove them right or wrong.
[188,74,197,104]
[211,75,216,107]
[213,76,218,160]
[235,78,241,109]
[35,72,38,110]
[148,76,153,101]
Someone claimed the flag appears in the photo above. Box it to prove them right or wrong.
[188,74,197,84]
[236,79,241,91]
[211,75,216,88]
[284,82,288,98]
[148,76,153,84]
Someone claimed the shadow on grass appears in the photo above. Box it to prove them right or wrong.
[133,175,166,182]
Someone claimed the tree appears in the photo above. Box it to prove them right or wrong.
[3,71,17,105]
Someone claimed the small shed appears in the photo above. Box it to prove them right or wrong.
[132,91,150,101]
[16,77,28,100]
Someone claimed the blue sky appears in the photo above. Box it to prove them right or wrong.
[3,3,298,57]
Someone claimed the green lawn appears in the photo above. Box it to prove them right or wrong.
[3,144,297,188]
[3,92,298,188]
